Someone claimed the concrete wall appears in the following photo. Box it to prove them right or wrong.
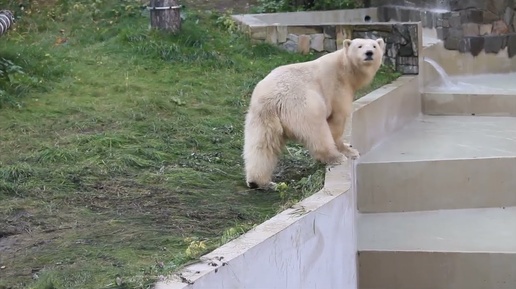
[233,15,422,74]
[232,8,378,26]
[155,163,357,289]
[154,69,421,289]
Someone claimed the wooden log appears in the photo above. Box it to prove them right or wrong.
[149,0,181,33]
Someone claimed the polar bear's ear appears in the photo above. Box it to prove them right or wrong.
[376,38,386,51]
[343,39,352,50]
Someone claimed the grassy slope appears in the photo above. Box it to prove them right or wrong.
[0,1,400,288]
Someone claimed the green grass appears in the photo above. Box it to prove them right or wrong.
[0,1,401,288]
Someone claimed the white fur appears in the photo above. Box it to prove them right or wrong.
[243,38,386,189]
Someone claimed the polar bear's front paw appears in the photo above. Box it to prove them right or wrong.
[340,143,360,160]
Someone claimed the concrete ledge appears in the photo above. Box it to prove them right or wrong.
[352,76,421,155]
[358,251,516,289]
[358,156,516,213]
[423,92,516,116]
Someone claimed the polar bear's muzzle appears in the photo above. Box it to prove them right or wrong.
[364,50,374,61]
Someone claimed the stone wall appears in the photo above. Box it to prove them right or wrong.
[375,0,516,56]
[244,23,420,74]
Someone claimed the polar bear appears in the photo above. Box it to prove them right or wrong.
[243,37,386,190]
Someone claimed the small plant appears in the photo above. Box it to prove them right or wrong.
[0,57,36,106]
[214,9,239,34]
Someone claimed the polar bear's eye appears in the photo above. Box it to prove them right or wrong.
[373,45,376,48]
[358,45,362,48]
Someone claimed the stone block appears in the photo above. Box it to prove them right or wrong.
[287,33,298,42]
[483,10,500,23]
[323,26,336,39]
[449,12,462,28]
[250,26,267,40]
[266,26,278,44]
[377,6,389,22]
[397,56,418,66]
[282,40,298,52]
[483,35,508,53]
[288,26,322,35]
[462,23,480,36]
[458,36,485,56]
[427,11,436,28]
[513,13,516,32]
[460,9,483,23]
[487,0,510,15]
[504,6,514,29]
[310,33,325,52]
[298,34,311,55]
[508,33,516,57]
[449,0,487,11]
[277,26,287,43]
[336,25,353,50]
[408,24,418,56]
[324,39,337,52]
[398,44,413,56]
[436,27,449,40]
[442,19,450,27]
[409,9,420,21]
[480,24,493,35]
[492,20,510,35]
[444,28,463,50]
[385,6,398,21]
[400,8,411,22]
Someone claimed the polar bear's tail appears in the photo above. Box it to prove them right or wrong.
[243,109,284,189]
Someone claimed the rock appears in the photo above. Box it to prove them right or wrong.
[479,24,493,35]
[310,33,325,52]
[282,40,298,52]
[483,35,507,53]
[460,9,483,23]
[287,34,298,42]
[503,6,514,30]
[444,28,463,50]
[492,20,509,35]
[483,10,500,24]
[449,12,462,28]
[462,23,480,36]
[323,26,336,39]
[398,44,413,56]
[408,24,418,56]
[459,36,485,56]
[266,26,278,44]
[507,33,516,57]
[277,26,287,43]
[437,27,449,39]
[298,34,311,55]
[324,39,337,52]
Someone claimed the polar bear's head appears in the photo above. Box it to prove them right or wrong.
[343,38,385,69]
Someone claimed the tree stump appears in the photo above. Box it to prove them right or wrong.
[149,0,181,33]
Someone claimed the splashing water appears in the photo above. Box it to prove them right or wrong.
[422,57,516,93]
[423,57,456,88]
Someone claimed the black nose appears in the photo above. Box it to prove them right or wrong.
[366,50,374,57]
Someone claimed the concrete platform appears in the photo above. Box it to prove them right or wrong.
[356,115,516,213]
[358,206,516,289]
[423,92,516,116]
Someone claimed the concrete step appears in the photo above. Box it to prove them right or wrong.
[358,207,516,289]
[423,92,516,116]
[422,73,516,116]
[356,115,516,213]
